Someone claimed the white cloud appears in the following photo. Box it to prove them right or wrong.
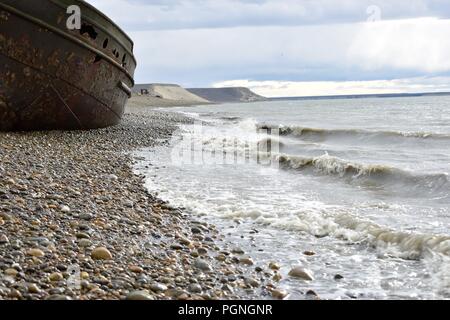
[215,77,450,97]
[216,77,450,96]
[348,18,450,73]
[85,1,450,92]
[131,18,450,86]
[88,0,450,30]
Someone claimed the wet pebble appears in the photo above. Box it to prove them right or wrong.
[334,274,344,280]
[188,283,202,293]
[46,295,72,301]
[194,259,211,272]
[28,283,41,294]
[272,289,288,300]
[91,247,113,260]
[59,205,71,213]
[240,257,254,266]
[149,283,167,293]
[129,266,144,273]
[288,267,314,281]
[269,262,280,270]
[27,248,45,258]
[78,239,92,248]
[0,234,9,244]
[49,272,64,282]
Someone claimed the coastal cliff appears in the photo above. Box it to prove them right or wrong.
[187,87,267,103]
[129,84,266,108]
[129,84,211,108]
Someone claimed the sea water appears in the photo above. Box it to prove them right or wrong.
[135,96,450,299]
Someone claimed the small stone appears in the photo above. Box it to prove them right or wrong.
[78,239,92,248]
[188,283,202,293]
[76,232,90,239]
[194,259,211,272]
[80,280,90,289]
[178,293,189,300]
[149,283,168,292]
[28,283,41,294]
[178,237,191,246]
[80,272,90,279]
[27,248,45,257]
[60,205,71,213]
[94,275,109,285]
[215,254,226,262]
[191,227,202,234]
[272,289,289,300]
[303,251,316,256]
[306,290,319,297]
[165,289,187,298]
[273,273,282,282]
[9,289,22,299]
[129,266,144,273]
[79,213,94,220]
[240,257,254,266]
[244,278,259,288]
[334,274,344,280]
[269,262,280,270]
[0,234,9,244]
[49,288,64,295]
[78,223,90,231]
[56,264,67,271]
[123,200,134,208]
[222,284,234,293]
[170,244,183,250]
[227,275,237,282]
[197,248,208,255]
[126,290,154,300]
[91,247,113,260]
[5,268,18,277]
[0,212,12,220]
[231,248,245,255]
[49,272,64,282]
[288,267,314,281]
[46,295,72,300]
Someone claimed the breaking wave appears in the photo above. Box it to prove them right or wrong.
[212,203,450,260]
[259,124,450,142]
[276,153,449,196]
[334,214,450,259]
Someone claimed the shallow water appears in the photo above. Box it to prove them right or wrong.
[135,96,450,299]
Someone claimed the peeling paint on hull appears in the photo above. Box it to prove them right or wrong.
[0,0,136,131]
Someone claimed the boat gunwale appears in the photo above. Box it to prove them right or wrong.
[49,0,137,66]
[0,1,135,85]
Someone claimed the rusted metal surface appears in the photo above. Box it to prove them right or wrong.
[0,0,136,131]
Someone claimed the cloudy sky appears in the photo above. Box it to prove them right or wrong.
[87,0,450,97]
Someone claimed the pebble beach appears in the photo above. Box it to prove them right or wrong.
[0,104,284,301]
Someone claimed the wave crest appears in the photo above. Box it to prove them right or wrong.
[276,153,449,195]
[259,124,450,141]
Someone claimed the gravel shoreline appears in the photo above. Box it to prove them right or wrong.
[0,105,279,300]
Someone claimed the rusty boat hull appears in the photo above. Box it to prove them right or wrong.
[0,0,136,131]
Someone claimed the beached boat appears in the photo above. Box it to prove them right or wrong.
[0,0,136,130]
